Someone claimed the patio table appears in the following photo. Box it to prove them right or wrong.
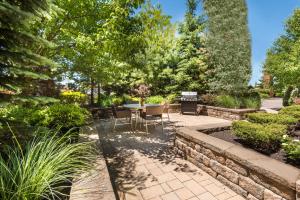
[123,104,161,128]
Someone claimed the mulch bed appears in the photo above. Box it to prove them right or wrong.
[208,129,300,168]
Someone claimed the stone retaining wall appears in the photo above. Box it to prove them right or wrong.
[197,105,257,120]
[174,127,300,200]
[168,103,181,113]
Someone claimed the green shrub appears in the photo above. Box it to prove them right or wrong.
[279,105,300,119]
[41,104,89,132]
[246,112,298,125]
[146,96,164,104]
[283,85,293,106]
[215,95,240,108]
[166,94,178,104]
[260,93,270,99]
[232,121,287,150]
[282,135,300,160]
[0,132,95,200]
[60,91,87,105]
[111,96,123,105]
[241,97,261,109]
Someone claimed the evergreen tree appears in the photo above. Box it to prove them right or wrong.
[203,0,251,94]
[175,0,208,93]
[0,0,55,102]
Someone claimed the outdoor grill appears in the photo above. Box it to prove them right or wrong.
[180,91,198,115]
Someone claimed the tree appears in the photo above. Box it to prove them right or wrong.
[36,0,146,104]
[0,0,55,103]
[203,0,251,94]
[174,0,208,94]
[264,9,300,91]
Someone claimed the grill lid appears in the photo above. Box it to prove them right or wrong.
[181,91,198,101]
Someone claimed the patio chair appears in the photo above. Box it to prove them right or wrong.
[140,105,164,133]
[111,106,133,132]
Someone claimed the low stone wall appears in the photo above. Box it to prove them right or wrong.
[168,103,181,113]
[174,127,300,200]
[197,105,258,120]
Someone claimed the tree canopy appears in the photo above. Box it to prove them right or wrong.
[264,8,300,90]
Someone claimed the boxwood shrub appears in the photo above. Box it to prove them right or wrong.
[246,112,298,125]
[232,121,287,151]
[281,135,300,160]
[279,105,300,118]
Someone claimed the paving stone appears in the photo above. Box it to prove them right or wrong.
[167,179,184,190]
[204,183,226,196]
[157,172,177,183]
[161,192,180,200]
[161,183,172,193]
[148,167,164,176]
[188,197,200,200]
[198,192,218,200]
[199,179,213,186]
[215,192,233,200]
[175,187,195,200]
[227,195,247,200]
[172,171,192,182]
[183,179,206,196]
[140,184,165,200]
[192,173,211,183]
[146,163,158,170]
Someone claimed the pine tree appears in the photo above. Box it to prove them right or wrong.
[175,0,208,93]
[203,0,251,94]
[0,0,54,102]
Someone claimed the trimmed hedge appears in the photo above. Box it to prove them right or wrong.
[232,121,287,150]
[279,105,300,118]
[246,112,298,125]
[282,135,300,160]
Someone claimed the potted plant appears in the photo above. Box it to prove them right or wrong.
[134,84,150,106]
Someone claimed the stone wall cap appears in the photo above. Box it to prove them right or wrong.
[198,104,258,113]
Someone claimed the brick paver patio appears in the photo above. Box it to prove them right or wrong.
[96,113,245,200]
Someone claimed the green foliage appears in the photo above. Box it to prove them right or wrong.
[214,92,260,109]
[41,104,89,131]
[283,85,294,106]
[279,105,300,118]
[215,95,240,108]
[232,121,287,150]
[246,113,298,125]
[146,96,164,104]
[0,132,95,200]
[166,94,178,104]
[0,0,56,101]
[204,0,251,93]
[282,135,300,160]
[174,0,208,93]
[60,91,87,105]
[264,9,300,90]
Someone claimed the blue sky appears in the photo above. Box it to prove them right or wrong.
[151,0,299,85]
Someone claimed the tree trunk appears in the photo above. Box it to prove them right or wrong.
[90,78,94,106]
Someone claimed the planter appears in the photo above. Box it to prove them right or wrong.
[197,105,258,120]
[174,127,300,200]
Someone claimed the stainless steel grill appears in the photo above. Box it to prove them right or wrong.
[180,91,198,115]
